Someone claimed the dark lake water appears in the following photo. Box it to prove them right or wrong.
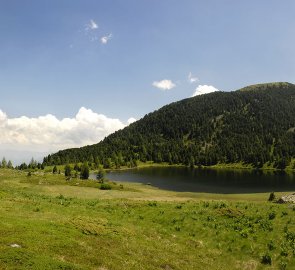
[91,167,295,194]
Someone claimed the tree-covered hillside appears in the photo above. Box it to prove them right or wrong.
[44,82,295,169]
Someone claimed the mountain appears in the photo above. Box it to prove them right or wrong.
[44,82,295,169]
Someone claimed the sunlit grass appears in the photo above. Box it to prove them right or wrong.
[0,169,294,269]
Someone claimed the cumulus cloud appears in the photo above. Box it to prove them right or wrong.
[152,79,176,91]
[192,85,220,97]
[0,107,133,154]
[101,33,112,44]
[188,72,199,84]
[127,117,136,125]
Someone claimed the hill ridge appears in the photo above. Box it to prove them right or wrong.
[44,82,295,170]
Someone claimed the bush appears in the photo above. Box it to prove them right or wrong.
[64,164,71,177]
[267,241,275,251]
[268,192,276,201]
[100,183,111,190]
[279,261,287,270]
[80,162,89,179]
[261,254,272,265]
[96,168,106,182]
[52,166,58,174]
[268,212,276,220]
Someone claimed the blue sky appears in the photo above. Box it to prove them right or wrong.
[1,0,295,163]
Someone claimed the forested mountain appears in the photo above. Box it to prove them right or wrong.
[44,82,295,169]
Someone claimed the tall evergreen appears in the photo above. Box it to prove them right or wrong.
[80,162,89,179]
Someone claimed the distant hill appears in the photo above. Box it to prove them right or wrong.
[44,82,295,169]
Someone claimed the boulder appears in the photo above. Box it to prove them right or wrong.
[277,193,295,204]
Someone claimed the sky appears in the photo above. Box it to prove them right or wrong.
[1,0,295,164]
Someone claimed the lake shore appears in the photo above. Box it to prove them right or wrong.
[101,160,295,173]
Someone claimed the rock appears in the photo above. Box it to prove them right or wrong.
[277,193,295,204]
[10,244,21,248]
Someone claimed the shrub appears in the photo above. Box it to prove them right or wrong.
[268,212,276,220]
[148,202,157,207]
[64,164,71,177]
[52,166,58,174]
[281,211,288,217]
[261,254,272,265]
[80,162,89,179]
[267,240,275,251]
[96,168,106,183]
[279,261,287,270]
[268,192,276,201]
[100,183,111,190]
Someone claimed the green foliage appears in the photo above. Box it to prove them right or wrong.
[64,164,71,177]
[43,83,295,169]
[261,254,272,265]
[80,162,89,179]
[96,168,106,182]
[268,211,276,220]
[100,183,112,190]
[0,169,294,269]
[1,157,7,168]
[268,192,276,201]
[268,240,276,251]
[52,165,58,174]
[7,160,13,169]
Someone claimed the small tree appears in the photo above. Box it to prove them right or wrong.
[1,157,7,168]
[96,168,106,183]
[268,192,276,202]
[80,162,89,179]
[29,158,37,169]
[7,160,13,169]
[64,164,72,177]
[52,165,58,174]
[74,163,80,172]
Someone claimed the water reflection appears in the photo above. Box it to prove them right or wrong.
[97,167,295,194]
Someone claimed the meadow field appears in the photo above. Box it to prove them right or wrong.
[0,169,294,270]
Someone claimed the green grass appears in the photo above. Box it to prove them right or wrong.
[0,169,294,269]
[105,161,295,173]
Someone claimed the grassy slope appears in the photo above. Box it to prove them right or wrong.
[0,169,294,270]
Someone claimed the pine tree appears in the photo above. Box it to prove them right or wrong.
[64,164,71,177]
[7,160,13,169]
[80,162,89,179]
[1,157,7,168]
[52,165,58,174]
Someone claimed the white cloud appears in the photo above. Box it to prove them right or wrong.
[188,72,199,83]
[86,19,98,30]
[101,33,112,44]
[152,79,176,91]
[83,20,99,42]
[127,117,136,125]
[192,85,220,97]
[0,107,134,159]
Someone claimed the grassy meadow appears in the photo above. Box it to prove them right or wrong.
[0,169,294,270]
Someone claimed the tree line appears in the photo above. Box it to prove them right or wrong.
[42,83,295,170]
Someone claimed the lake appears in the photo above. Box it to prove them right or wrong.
[92,166,295,194]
